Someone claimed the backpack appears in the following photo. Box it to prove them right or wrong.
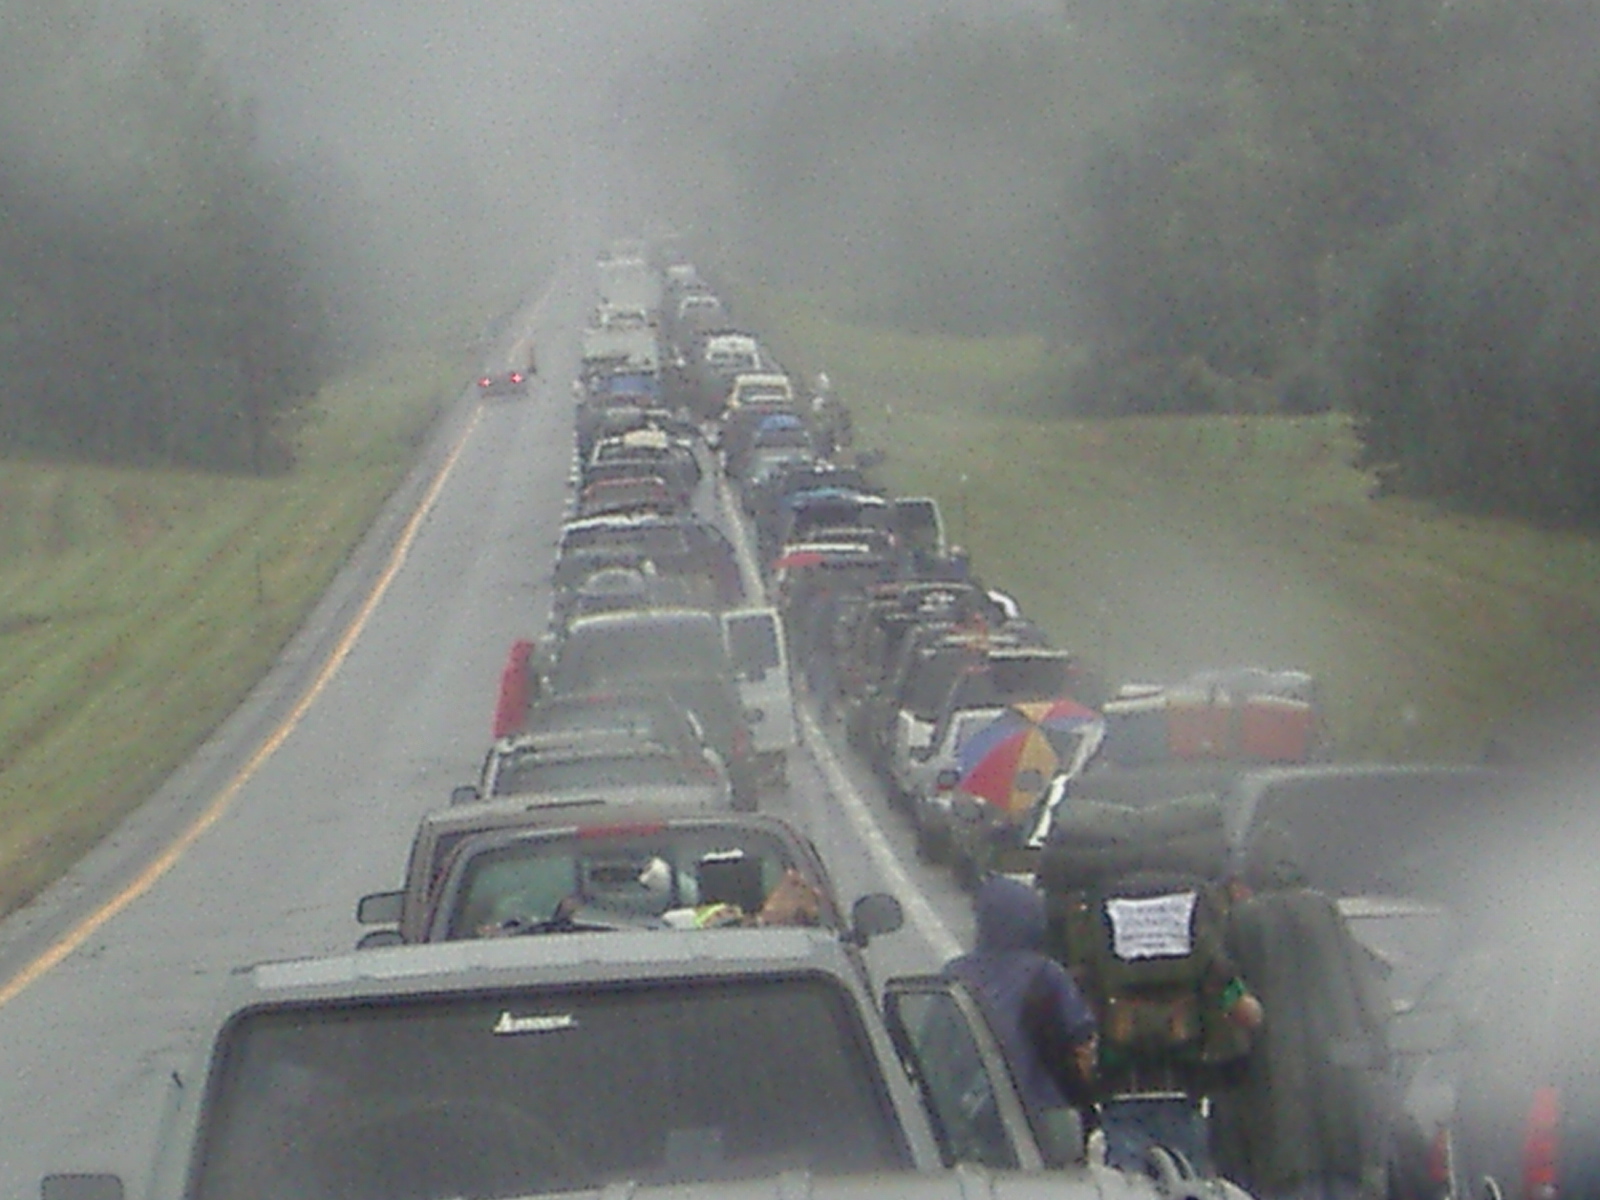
[1037,796,1252,1072]
[1048,871,1246,1062]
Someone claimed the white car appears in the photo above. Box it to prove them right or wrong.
[904,706,1006,862]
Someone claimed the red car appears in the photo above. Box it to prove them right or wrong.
[476,357,535,398]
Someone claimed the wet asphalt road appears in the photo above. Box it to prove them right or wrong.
[0,262,978,1192]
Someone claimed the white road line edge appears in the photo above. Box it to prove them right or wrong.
[714,464,962,960]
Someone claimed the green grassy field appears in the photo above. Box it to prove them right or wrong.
[9,280,1600,919]
[737,289,1600,764]
[0,349,464,918]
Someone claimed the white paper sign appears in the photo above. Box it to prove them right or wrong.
[1106,892,1198,961]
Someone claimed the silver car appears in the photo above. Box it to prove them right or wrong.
[36,925,1237,1200]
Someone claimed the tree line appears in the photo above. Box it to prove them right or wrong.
[0,6,330,473]
[631,0,1600,528]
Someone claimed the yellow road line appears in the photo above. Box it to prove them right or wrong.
[0,403,486,1009]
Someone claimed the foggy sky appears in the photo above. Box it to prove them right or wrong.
[164,2,1053,240]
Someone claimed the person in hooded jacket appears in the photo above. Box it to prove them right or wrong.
[945,875,1099,1157]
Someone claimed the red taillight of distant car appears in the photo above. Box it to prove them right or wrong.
[479,377,492,388]
[1523,1085,1561,1200]
[511,372,524,384]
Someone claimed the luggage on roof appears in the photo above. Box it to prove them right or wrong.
[1036,795,1230,892]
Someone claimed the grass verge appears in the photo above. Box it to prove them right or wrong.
[0,348,465,918]
[735,288,1600,764]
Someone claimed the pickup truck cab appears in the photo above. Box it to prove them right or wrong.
[356,805,879,947]
[38,929,1224,1200]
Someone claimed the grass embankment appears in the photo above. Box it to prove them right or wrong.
[739,290,1600,764]
[0,349,464,918]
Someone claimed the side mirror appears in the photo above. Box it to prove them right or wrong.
[450,784,482,806]
[935,768,960,791]
[356,929,406,950]
[42,1177,123,1200]
[356,891,403,925]
[847,892,904,946]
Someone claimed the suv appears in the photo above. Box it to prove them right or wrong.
[549,609,788,807]
[458,729,731,809]
[903,703,1008,862]
[43,929,1229,1200]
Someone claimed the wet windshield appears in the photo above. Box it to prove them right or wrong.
[192,978,909,1200]
[490,753,714,798]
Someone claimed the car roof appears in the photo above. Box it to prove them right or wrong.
[564,607,721,637]
[1222,761,1519,837]
[561,512,716,537]
[240,926,861,1008]
[491,729,675,759]
[422,801,805,851]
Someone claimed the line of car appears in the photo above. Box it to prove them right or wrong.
[662,275,1600,1200]
[39,247,1267,1200]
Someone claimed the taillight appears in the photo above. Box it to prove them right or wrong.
[511,372,524,384]
[479,376,491,387]
[1523,1086,1561,1200]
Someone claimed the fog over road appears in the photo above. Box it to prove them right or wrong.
[0,258,979,1191]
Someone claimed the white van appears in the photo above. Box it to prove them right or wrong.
[722,606,798,787]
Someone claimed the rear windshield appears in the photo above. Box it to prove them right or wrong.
[441,826,809,938]
[943,656,1070,712]
[192,976,909,1200]
[561,525,692,559]
[901,651,975,719]
[556,622,728,689]
[524,700,686,745]
[491,754,712,798]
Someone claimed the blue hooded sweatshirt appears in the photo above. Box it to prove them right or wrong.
[945,876,1097,1119]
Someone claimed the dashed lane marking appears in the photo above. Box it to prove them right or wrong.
[0,260,582,1004]
[0,394,493,1008]
[0,274,583,1009]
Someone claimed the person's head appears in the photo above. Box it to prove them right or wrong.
[972,875,1047,953]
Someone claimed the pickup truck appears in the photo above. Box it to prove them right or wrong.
[355,806,882,947]
[40,929,1244,1200]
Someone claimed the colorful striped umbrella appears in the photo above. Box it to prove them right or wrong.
[957,698,1104,819]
